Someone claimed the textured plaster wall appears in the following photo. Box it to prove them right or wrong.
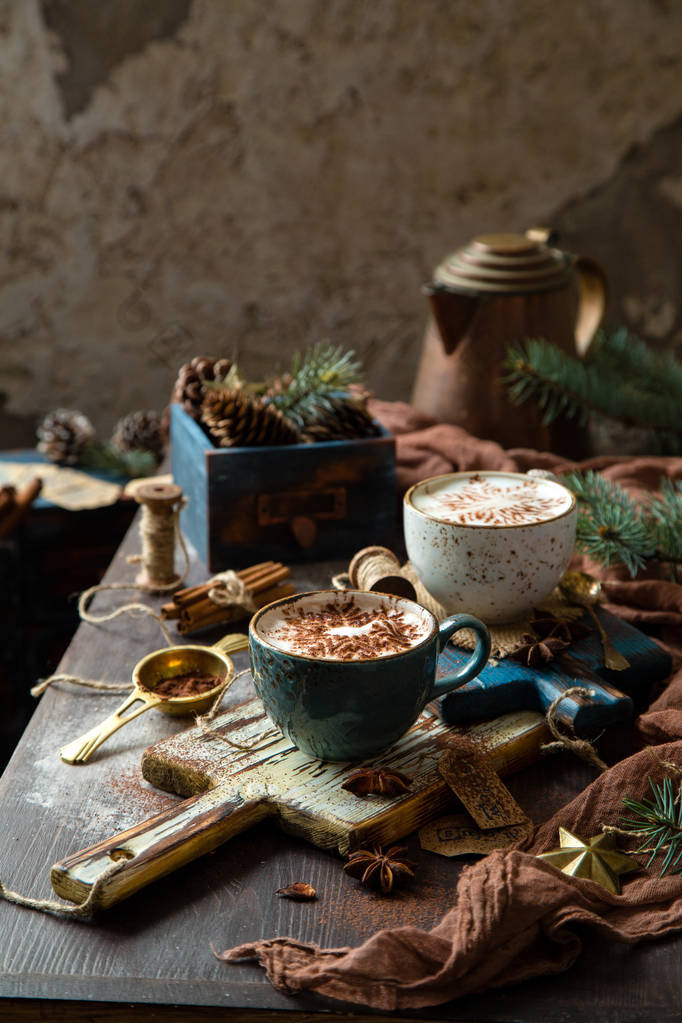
[1,0,682,443]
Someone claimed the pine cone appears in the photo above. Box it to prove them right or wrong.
[201,387,300,447]
[112,410,165,461]
[37,409,95,465]
[298,395,380,442]
[172,355,233,419]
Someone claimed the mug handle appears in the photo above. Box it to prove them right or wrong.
[574,256,607,357]
[427,614,491,701]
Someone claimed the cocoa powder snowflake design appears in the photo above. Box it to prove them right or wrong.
[274,598,423,660]
[429,476,567,526]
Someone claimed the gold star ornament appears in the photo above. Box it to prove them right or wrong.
[537,827,641,894]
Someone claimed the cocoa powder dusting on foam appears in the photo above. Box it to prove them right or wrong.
[276,597,422,660]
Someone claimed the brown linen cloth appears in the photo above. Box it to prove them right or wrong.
[218,405,682,1010]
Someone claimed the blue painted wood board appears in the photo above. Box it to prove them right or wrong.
[437,608,671,738]
[170,403,397,569]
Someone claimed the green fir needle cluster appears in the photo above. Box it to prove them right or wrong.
[267,342,362,423]
[265,341,378,440]
[562,470,682,577]
[504,327,682,454]
[620,777,682,878]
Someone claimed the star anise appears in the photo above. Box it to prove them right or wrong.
[530,611,591,644]
[510,632,569,667]
[341,767,412,798]
[344,845,415,893]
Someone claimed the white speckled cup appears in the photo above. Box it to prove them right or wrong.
[403,470,577,625]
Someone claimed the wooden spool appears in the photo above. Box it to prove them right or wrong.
[348,545,417,601]
[133,481,184,592]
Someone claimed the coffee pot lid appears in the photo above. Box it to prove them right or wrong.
[433,232,573,295]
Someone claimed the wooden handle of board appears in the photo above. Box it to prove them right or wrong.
[50,787,273,910]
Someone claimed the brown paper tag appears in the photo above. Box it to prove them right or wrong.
[419,812,533,858]
[438,741,529,830]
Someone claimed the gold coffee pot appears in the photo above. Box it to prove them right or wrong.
[411,230,607,454]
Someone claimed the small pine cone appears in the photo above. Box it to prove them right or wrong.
[300,396,380,442]
[37,409,95,465]
[202,387,300,448]
[172,355,233,419]
[112,410,165,461]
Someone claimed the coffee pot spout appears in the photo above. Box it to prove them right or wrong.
[424,282,480,356]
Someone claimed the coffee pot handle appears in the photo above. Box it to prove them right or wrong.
[427,614,491,701]
[574,256,607,357]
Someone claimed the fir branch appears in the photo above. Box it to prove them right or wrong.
[266,341,367,434]
[271,341,363,416]
[504,339,593,427]
[503,333,682,452]
[562,470,681,576]
[79,442,158,478]
[645,479,682,564]
[619,777,682,878]
[590,327,682,401]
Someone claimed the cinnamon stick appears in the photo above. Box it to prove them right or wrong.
[0,478,42,540]
[162,561,294,632]
[176,582,296,634]
[0,486,16,517]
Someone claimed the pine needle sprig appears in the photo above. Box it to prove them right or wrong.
[79,441,158,479]
[590,327,682,401]
[270,342,363,417]
[645,479,682,564]
[503,331,682,453]
[562,470,656,576]
[504,339,594,427]
[619,777,682,877]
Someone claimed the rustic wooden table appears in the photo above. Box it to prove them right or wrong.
[0,518,680,1022]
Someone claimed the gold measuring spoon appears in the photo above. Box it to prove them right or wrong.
[59,634,249,765]
[559,572,630,671]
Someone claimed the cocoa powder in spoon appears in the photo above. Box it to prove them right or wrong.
[146,672,223,699]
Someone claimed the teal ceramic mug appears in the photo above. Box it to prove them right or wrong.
[249,589,490,762]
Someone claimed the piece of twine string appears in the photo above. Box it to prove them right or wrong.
[541,687,609,772]
[71,495,190,647]
[0,860,126,920]
[207,571,256,611]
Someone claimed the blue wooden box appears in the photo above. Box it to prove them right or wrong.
[170,403,398,570]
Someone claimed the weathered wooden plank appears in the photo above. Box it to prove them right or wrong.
[1,515,682,1021]
[51,698,548,908]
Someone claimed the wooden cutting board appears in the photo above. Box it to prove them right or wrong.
[438,608,671,735]
[50,698,548,910]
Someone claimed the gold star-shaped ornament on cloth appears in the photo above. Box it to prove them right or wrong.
[538,827,641,894]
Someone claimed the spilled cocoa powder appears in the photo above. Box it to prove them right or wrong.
[146,672,222,699]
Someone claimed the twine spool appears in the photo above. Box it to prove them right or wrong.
[348,546,417,601]
[133,482,186,593]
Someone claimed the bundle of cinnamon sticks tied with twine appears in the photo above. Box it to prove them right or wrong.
[161,560,294,634]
